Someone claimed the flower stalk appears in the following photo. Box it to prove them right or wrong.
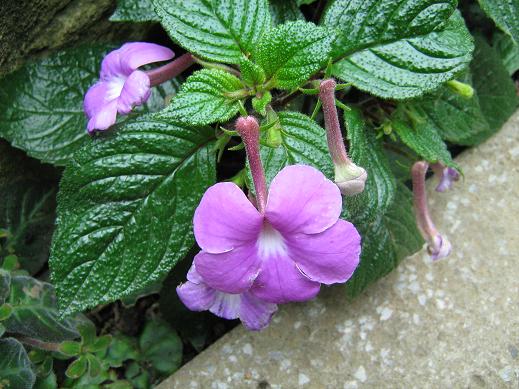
[235,116,268,214]
[147,53,194,86]
[319,78,367,196]
[411,161,452,260]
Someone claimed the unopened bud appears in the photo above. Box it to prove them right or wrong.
[334,162,367,196]
[446,80,474,99]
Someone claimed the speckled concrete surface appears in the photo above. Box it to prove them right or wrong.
[158,111,519,389]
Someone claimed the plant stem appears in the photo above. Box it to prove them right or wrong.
[16,336,61,352]
[147,53,195,86]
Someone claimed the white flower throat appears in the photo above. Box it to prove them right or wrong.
[257,222,287,258]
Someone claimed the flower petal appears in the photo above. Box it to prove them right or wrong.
[239,292,277,331]
[266,165,342,235]
[194,244,261,294]
[177,281,216,312]
[86,99,118,133]
[194,182,263,254]
[288,219,361,285]
[101,42,174,78]
[251,251,320,304]
[209,292,241,320]
[84,81,110,119]
[117,70,151,114]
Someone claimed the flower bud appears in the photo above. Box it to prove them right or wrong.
[334,162,367,196]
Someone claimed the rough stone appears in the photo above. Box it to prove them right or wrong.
[158,110,519,389]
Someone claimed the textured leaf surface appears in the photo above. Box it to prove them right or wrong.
[472,36,519,132]
[494,32,519,75]
[0,45,112,166]
[392,118,455,167]
[165,69,243,125]
[251,112,333,186]
[344,183,423,297]
[332,13,474,99]
[269,0,304,25]
[253,21,333,89]
[323,0,457,57]
[478,0,519,44]
[140,321,183,375]
[342,108,396,225]
[0,141,59,275]
[110,0,158,22]
[50,114,216,315]
[0,338,35,389]
[153,0,270,63]
[4,275,81,342]
[0,270,10,305]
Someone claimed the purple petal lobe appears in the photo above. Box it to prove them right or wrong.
[239,292,277,331]
[251,251,320,304]
[86,99,118,133]
[435,167,460,192]
[84,81,110,119]
[429,234,452,260]
[209,292,241,320]
[177,281,216,312]
[117,70,151,114]
[194,245,261,294]
[288,219,361,285]
[194,182,263,254]
[266,165,342,235]
[101,42,174,78]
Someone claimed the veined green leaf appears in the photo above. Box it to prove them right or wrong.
[165,69,244,126]
[50,114,216,316]
[493,32,519,75]
[478,0,519,44]
[153,0,271,64]
[0,45,114,166]
[332,13,474,99]
[0,338,36,389]
[342,108,396,225]
[269,0,304,25]
[253,21,333,90]
[110,0,158,22]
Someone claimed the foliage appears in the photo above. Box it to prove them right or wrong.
[0,0,517,385]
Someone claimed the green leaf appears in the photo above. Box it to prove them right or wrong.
[34,372,58,389]
[165,69,244,126]
[471,36,519,132]
[269,0,304,25]
[297,0,317,5]
[139,321,183,376]
[0,338,36,389]
[0,45,113,166]
[240,58,266,87]
[105,335,139,368]
[493,32,519,75]
[0,304,13,321]
[392,118,455,168]
[337,108,397,225]
[4,275,82,342]
[345,183,423,297]
[250,111,333,186]
[478,0,519,44]
[253,21,333,90]
[65,356,88,379]
[110,0,158,22]
[323,0,457,57]
[49,114,216,316]
[332,13,474,99]
[59,341,82,357]
[0,269,10,305]
[153,0,271,64]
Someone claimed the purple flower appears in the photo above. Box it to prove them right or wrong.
[431,163,460,192]
[84,42,174,133]
[177,264,277,331]
[193,164,362,304]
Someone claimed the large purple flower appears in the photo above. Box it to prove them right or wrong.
[193,164,362,304]
[177,264,277,331]
[84,42,174,133]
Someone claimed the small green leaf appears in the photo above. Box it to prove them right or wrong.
[2,255,19,272]
[323,0,457,57]
[105,335,139,368]
[0,269,10,305]
[49,114,216,316]
[240,57,266,87]
[59,341,82,356]
[139,321,183,376]
[478,0,519,44]
[471,35,519,133]
[252,92,272,116]
[165,69,244,126]
[4,275,82,342]
[85,354,102,377]
[34,371,58,389]
[253,21,333,90]
[249,111,333,186]
[269,0,304,25]
[153,0,271,63]
[78,321,97,346]
[342,108,396,225]
[332,13,474,99]
[493,32,519,75]
[392,117,455,168]
[65,356,88,379]
[110,0,158,22]
[0,45,113,166]
[88,335,112,353]
[0,338,36,389]
[0,303,13,321]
